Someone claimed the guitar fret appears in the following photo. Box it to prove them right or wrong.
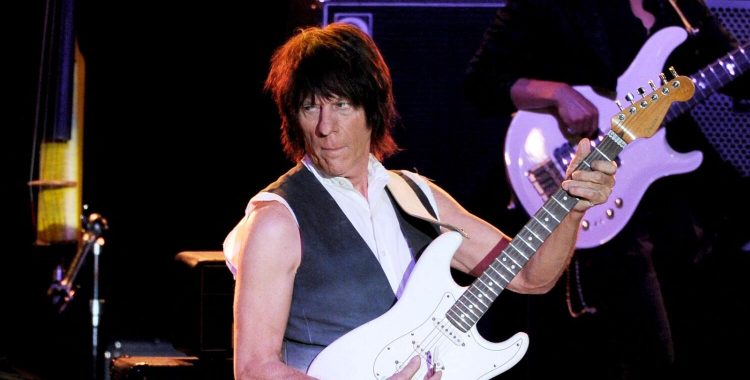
[456,298,482,320]
[715,63,732,83]
[594,144,615,161]
[541,205,561,223]
[514,232,536,252]
[469,283,492,297]
[724,59,740,78]
[496,257,519,277]
[532,214,553,233]
[488,261,513,286]
[529,219,553,240]
[716,60,736,82]
[503,246,529,268]
[476,275,501,293]
[467,288,491,309]
[550,194,571,212]
[739,46,748,68]
[486,261,510,283]
[697,72,710,96]
[727,55,739,76]
[452,300,478,322]
[494,259,517,281]
[476,275,501,297]
[542,200,569,223]
[522,225,543,245]
[446,310,472,331]
[506,242,529,262]
[555,190,579,210]
[708,65,726,87]
[499,250,523,269]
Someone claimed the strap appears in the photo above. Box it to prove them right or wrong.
[386,171,469,238]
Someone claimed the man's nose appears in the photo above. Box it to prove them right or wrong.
[316,106,336,136]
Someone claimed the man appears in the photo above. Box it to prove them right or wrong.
[465,0,750,378]
[224,22,617,379]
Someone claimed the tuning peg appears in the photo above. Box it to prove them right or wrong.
[669,66,678,78]
[625,92,634,103]
[648,80,657,91]
[659,72,667,85]
[615,99,623,111]
[637,87,646,97]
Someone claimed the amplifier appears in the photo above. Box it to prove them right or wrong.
[172,251,234,358]
[110,356,232,380]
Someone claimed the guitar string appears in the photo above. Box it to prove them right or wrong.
[412,319,461,372]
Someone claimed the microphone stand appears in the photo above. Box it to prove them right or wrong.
[48,212,109,379]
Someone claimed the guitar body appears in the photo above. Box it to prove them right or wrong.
[504,26,703,249]
[307,232,529,380]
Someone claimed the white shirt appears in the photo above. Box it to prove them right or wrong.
[223,154,439,298]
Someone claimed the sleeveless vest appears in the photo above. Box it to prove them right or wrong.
[264,163,439,371]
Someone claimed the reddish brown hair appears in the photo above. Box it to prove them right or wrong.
[264,22,400,161]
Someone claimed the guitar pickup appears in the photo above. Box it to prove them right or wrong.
[527,160,564,200]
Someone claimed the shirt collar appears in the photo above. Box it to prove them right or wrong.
[302,154,390,197]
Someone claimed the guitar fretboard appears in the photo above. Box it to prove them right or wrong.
[445,131,626,332]
[667,41,749,122]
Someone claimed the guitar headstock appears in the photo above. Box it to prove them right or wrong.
[611,67,695,144]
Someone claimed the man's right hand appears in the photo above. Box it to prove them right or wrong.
[510,78,599,138]
[552,82,598,137]
[387,356,443,380]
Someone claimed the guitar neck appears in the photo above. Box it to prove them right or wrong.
[446,131,626,332]
[666,41,750,123]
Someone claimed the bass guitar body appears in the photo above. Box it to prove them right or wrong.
[504,26,702,249]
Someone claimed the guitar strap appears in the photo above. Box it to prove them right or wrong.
[386,171,468,239]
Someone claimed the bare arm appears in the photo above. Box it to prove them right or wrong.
[433,138,615,294]
[232,201,313,380]
[510,78,599,137]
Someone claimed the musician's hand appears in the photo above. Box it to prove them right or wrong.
[562,138,617,212]
[553,83,598,137]
[387,356,443,380]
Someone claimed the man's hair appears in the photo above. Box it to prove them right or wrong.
[264,22,400,161]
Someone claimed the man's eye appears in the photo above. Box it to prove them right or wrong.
[301,104,319,112]
[335,101,351,109]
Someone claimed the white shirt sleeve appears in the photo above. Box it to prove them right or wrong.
[222,192,297,278]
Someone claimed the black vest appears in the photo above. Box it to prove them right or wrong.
[264,163,439,371]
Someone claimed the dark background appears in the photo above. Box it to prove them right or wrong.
[3,0,518,378]
[3,0,749,379]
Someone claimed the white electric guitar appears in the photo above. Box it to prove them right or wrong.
[505,26,750,249]
[308,71,695,379]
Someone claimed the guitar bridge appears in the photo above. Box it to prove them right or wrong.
[527,159,564,200]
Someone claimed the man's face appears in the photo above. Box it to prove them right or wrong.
[298,95,372,179]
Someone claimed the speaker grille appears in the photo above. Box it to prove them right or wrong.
[692,0,750,177]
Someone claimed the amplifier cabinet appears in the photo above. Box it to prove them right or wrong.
[172,251,234,358]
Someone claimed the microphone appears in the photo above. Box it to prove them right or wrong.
[47,211,109,312]
[84,213,109,238]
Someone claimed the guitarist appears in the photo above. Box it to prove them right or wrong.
[223,22,617,379]
[465,0,750,379]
